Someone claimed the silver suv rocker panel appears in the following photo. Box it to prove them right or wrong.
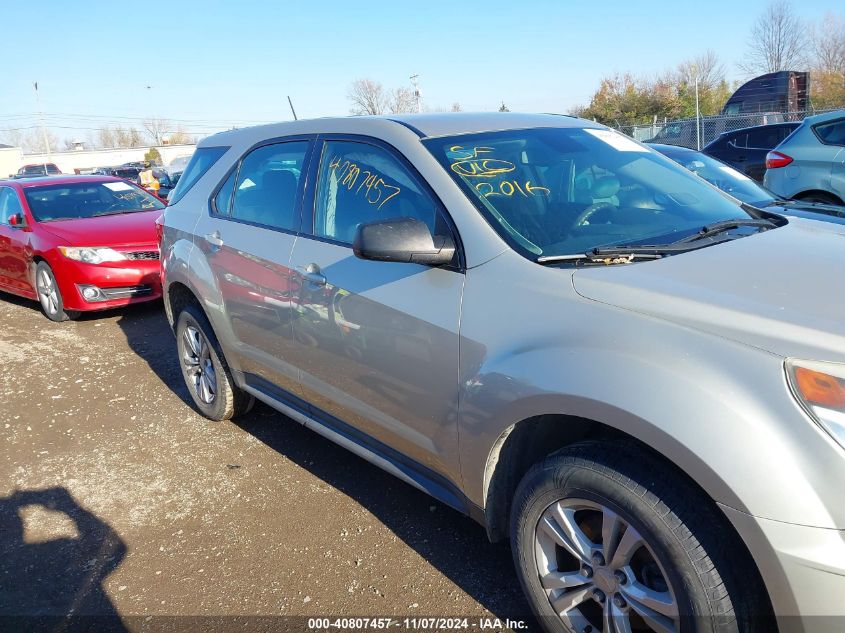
[239,372,482,523]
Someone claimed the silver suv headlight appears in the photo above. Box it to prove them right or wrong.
[786,359,845,450]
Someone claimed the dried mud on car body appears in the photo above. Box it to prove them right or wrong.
[0,296,534,630]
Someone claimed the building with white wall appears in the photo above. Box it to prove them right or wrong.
[2,143,197,178]
[0,145,24,179]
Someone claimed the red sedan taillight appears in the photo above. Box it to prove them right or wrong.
[765,151,793,169]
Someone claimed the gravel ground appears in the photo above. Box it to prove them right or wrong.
[0,295,536,632]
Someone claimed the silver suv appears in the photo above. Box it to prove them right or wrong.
[161,113,845,633]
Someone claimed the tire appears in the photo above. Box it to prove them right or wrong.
[510,441,766,633]
[796,191,843,206]
[35,262,78,322]
[175,303,254,421]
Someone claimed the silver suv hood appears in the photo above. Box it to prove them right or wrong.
[572,219,845,360]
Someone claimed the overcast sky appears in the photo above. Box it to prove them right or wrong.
[0,0,837,141]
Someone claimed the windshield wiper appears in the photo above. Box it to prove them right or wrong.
[537,250,664,265]
[537,218,776,266]
[671,218,775,244]
[539,236,741,265]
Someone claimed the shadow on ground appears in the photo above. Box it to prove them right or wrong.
[0,487,127,632]
[0,290,43,316]
[117,306,535,626]
[115,301,193,406]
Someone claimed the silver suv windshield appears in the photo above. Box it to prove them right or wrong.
[425,127,757,259]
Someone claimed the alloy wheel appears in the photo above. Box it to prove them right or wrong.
[534,498,679,633]
[181,325,217,404]
[37,269,59,316]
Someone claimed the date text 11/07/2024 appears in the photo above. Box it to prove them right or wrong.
[306,617,530,630]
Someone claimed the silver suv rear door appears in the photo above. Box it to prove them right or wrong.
[192,138,315,397]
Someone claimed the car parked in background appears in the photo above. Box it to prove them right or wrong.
[702,121,800,182]
[92,166,143,181]
[90,165,174,200]
[161,113,845,633]
[644,113,785,149]
[167,154,192,177]
[0,175,165,321]
[764,110,845,205]
[651,143,845,225]
[14,163,62,178]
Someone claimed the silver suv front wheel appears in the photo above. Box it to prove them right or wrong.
[182,324,217,405]
[534,499,679,633]
[175,304,253,421]
[510,441,769,633]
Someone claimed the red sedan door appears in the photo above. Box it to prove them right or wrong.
[0,187,34,297]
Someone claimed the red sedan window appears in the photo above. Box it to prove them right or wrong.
[23,181,165,222]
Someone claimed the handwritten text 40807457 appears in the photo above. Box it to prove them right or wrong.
[448,145,551,199]
[328,155,402,210]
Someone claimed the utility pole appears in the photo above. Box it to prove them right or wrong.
[410,74,421,113]
[695,76,701,151]
[33,82,52,168]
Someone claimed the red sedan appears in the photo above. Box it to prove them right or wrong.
[0,175,165,321]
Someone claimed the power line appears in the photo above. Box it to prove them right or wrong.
[0,124,228,134]
[0,111,280,125]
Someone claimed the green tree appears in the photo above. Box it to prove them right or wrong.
[144,148,163,166]
[571,52,732,126]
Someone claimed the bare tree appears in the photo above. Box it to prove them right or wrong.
[498,102,510,112]
[812,12,845,75]
[95,126,144,148]
[389,86,417,114]
[17,129,60,154]
[142,117,172,145]
[114,126,144,148]
[740,1,807,75]
[808,13,845,108]
[347,79,389,115]
[0,128,27,148]
[97,127,117,148]
[450,102,462,112]
[677,50,725,89]
[167,128,196,145]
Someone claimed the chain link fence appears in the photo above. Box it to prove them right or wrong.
[614,108,843,149]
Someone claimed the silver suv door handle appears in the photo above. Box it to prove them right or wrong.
[205,231,224,247]
[300,263,327,287]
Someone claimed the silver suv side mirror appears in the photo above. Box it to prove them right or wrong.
[353,217,455,266]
